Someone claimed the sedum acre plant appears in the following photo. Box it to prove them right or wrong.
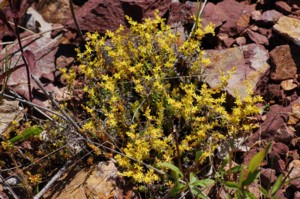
[61,11,262,185]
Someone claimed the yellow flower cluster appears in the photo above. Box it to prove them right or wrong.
[63,11,262,184]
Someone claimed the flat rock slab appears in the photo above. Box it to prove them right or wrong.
[202,44,270,99]
[43,161,132,199]
[273,16,300,46]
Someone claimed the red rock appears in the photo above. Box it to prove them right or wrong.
[56,55,75,69]
[274,124,295,144]
[260,168,276,188]
[40,72,55,83]
[66,0,171,34]
[275,1,292,14]
[236,13,251,33]
[268,151,286,173]
[259,105,290,139]
[264,84,283,102]
[223,38,235,47]
[270,45,297,81]
[167,2,193,25]
[218,33,235,48]
[295,9,300,16]
[246,29,269,45]
[292,4,300,10]
[272,142,289,158]
[256,10,283,25]
[202,0,255,36]
[201,2,227,27]
[257,27,273,38]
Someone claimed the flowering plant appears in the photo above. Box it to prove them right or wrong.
[62,11,262,185]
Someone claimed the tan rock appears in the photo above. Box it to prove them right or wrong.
[235,37,246,46]
[280,79,297,91]
[34,0,73,24]
[251,10,262,21]
[273,16,300,46]
[288,104,300,125]
[288,160,300,179]
[44,161,122,199]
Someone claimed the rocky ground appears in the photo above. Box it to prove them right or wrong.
[1,0,300,198]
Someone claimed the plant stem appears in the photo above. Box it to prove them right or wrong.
[69,0,84,42]
[173,125,183,175]
[11,14,33,102]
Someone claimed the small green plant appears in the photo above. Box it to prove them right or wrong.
[224,143,272,199]
[158,162,214,198]
[259,174,284,199]
[62,10,263,197]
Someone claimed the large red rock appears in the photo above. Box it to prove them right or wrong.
[202,44,270,99]
[66,0,171,33]
[202,0,255,36]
